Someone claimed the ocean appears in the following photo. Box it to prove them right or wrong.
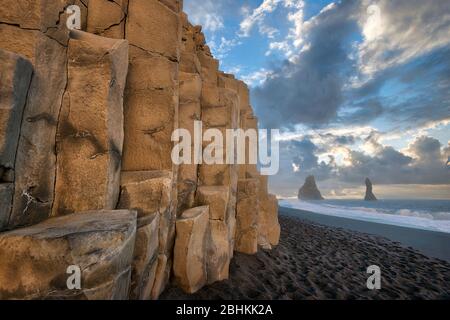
[279,199,450,234]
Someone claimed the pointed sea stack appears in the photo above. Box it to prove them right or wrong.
[364,178,378,201]
[298,176,324,200]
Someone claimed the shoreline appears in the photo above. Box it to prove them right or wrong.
[161,211,450,300]
[280,206,450,263]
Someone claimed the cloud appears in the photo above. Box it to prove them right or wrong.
[357,0,450,78]
[184,0,224,32]
[253,0,359,128]
[239,0,281,37]
[287,134,450,185]
[239,0,305,38]
[240,68,274,87]
[252,0,450,133]
[266,41,292,56]
[213,37,243,59]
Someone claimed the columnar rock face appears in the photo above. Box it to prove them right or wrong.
[0,0,72,228]
[173,206,209,293]
[0,50,33,230]
[0,210,137,300]
[235,179,259,255]
[258,194,281,249]
[364,178,378,201]
[0,50,32,179]
[52,31,129,216]
[117,170,172,299]
[196,186,231,283]
[129,214,160,300]
[298,175,325,200]
[177,14,202,214]
[0,0,281,299]
[0,185,14,230]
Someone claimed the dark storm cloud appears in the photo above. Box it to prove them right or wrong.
[253,0,360,128]
[352,46,450,130]
[337,98,384,125]
[288,139,319,171]
[329,134,356,145]
[253,0,450,130]
[287,135,450,185]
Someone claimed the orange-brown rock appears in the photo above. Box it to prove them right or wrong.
[196,186,231,283]
[258,194,281,249]
[52,31,128,216]
[235,179,259,255]
[0,0,281,300]
[130,214,160,300]
[0,21,69,228]
[0,49,32,178]
[87,0,128,39]
[173,206,209,293]
[0,184,13,230]
[0,210,137,300]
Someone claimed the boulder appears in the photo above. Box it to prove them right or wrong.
[0,210,137,300]
[364,178,378,201]
[173,206,209,293]
[298,175,324,200]
[52,31,129,216]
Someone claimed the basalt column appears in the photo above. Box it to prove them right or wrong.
[121,0,182,299]
[0,0,73,228]
[52,31,129,216]
[194,33,240,284]
[0,50,32,230]
[177,15,202,214]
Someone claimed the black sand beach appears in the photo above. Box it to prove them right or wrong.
[281,207,450,263]
[161,208,450,300]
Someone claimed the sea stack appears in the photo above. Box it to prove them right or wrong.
[364,178,378,201]
[298,176,324,200]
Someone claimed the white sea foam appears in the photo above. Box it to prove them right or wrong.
[279,199,450,234]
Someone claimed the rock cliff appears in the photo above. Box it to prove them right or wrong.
[298,176,324,200]
[364,178,378,201]
[0,0,280,299]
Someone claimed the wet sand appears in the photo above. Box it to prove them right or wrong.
[161,210,450,300]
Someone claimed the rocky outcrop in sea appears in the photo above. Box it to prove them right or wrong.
[298,176,324,201]
[364,178,378,201]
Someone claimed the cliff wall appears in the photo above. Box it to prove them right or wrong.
[0,0,280,299]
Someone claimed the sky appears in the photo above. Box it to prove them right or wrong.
[184,0,450,199]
